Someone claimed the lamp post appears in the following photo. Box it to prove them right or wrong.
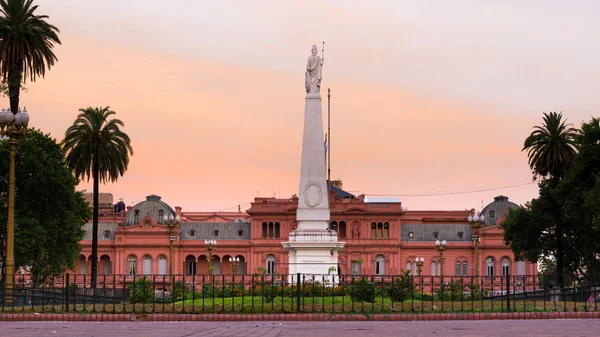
[0,108,29,304]
[229,256,240,276]
[415,257,424,275]
[163,213,181,277]
[204,239,217,276]
[468,212,485,278]
[435,240,447,279]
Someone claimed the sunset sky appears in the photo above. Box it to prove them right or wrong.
[19,1,600,212]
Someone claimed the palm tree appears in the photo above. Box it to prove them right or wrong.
[523,111,579,287]
[62,107,133,288]
[0,0,61,114]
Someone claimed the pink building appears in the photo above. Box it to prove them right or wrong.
[76,183,536,278]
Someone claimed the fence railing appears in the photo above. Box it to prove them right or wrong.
[0,273,598,314]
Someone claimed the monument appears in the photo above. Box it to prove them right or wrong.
[282,44,345,277]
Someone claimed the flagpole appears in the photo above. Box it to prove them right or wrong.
[327,88,331,187]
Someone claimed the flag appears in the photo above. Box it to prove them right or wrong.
[324,134,328,154]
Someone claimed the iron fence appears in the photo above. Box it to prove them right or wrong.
[0,273,598,314]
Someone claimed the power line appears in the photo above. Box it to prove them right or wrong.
[366,181,535,197]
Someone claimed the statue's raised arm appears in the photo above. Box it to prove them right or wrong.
[305,44,324,96]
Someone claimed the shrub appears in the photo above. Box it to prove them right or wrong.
[128,277,154,304]
[388,270,414,302]
[350,278,376,303]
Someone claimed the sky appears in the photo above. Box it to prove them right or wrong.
[17,0,600,212]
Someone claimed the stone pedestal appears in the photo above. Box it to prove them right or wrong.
[283,93,345,277]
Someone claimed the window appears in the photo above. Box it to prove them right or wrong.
[371,223,376,238]
[383,222,389,238]
[238,230,244,237]
[457,232,463,240]
[455,261,462,276]
[462,262,468,276]
[408,232,414,241]
[351,261,361,275]
[516,261,526,276]
[262,222,267,238]
[268,222,274,238]
[143,255,152,275]
[502,258,510,276]
[103,230,111,239]
[158,256,167,275]
[431,261,437,276]
[489,210,495,219]
[79,256,87,274]
[101,256,111,275]
[186,256,196,276]
[432,231,439,240]
[157,209,164,224]
[377,222,383,238]
[134,209,140,224]
[266,255,276,275]
[339,221,347,239]
[329,221,338,231]
[375,255,386,276]
[213,229,219,237]
[275,222,280,238]
[486,257,495,277]
[189,230,196,237]
[406,261,412,274]
[127,255,138,275]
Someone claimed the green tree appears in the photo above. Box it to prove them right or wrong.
[0,129,90,286]
[62,107,133,288]
[522,111,579,283]
[0,0,61,114]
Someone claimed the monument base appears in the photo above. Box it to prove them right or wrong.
[282,229,345,278]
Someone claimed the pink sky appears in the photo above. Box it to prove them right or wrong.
[16,1,600,212]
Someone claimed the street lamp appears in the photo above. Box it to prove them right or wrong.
[468,212,485,278]
[435,239,447,279]
[0,108,29,304]
[229,256,240,276]
[163,213,181,276]
[204,239,217,276]
[415,257,424,275]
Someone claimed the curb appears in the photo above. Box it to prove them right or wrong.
[0,312,599,322]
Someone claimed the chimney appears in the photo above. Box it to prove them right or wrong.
[175,206,182,215]
[330,179,343,190]
[238,205,241,212]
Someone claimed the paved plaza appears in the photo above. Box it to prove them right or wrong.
[0,320,598,337]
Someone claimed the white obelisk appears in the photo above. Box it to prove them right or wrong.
[282,44,345,277]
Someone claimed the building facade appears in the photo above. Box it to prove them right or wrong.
[76,184,536,278]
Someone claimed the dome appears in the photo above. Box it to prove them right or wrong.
[480,195,519,227]
[125,194,175,226]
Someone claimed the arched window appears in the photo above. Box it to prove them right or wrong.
[383,222,389,238]
[157,209,164,224]
[502,257,510,276]
[262,222,267,238]
[127,255,138,275]
[516,261,526,276]
[405,261,412,274]
[275,222,280,238]
[134,209,140,224]
[143,255,152,275]
[329,221,338,231]
[158,255,167,275]
[462,261,468,276]
[268,222,274,238]
[377,222,383,238]
[375,255,386,276]
[339,221,347,239]
[100,255,111,275]
[371,223,376,238]
[455,261,462,276]
[79,256,87,274]
[431,261,437,276]
[186,255,197,276]
[486,257,495,277]
[266,255,276,275]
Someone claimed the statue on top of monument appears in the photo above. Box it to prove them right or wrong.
[305,43,324,95]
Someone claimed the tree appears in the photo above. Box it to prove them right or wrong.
[504,117,600,280]
[0,129,90,286]
[0,0,61,114]
[62,107,133,288]
[522,111,579,284]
